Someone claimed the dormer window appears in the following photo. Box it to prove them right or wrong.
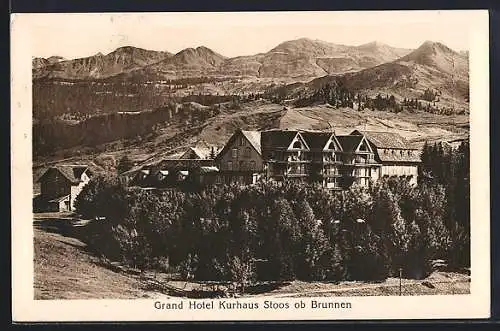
[293,141,301,149]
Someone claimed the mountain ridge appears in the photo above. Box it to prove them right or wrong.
[33,46,172,80]
[33,38,431,81]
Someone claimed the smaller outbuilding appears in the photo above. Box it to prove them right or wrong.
[35,165,92,212]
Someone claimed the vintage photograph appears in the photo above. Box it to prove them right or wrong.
[11,10,490,321]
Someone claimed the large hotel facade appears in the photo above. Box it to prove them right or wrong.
[214,129,420,189]
[121,129,421,190]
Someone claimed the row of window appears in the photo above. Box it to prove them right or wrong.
[287,164,308,175]
[382,149,415,157]
[267,151,344,162]
[355,154,375,163]
[353,168,373,177]
[323,166,340,175]
[232,147,252,159]
[226,160,257,171]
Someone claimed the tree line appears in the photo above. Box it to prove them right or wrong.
[75,142,469,284]
[290,82,466,115]
[33,101,221,157]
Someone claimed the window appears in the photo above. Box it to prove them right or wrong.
[292,141,302,149]
[232,148,238,158]
[355,155,366,164]
[250,160,256,170]
[326,177,338,188]
[227,161,233,170]
[328,141,336,150]
[239,161,246,170]
[239,137,245,146]
[289,152,299,161]
[245,147,251,158]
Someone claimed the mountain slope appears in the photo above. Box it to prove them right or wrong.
[399,40,468,76]
[295,41,469,111]
[33,47,171,79]
[144,46,227,77]
[32,56,66,69]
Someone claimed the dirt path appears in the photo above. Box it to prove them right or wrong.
[265,278,469,298]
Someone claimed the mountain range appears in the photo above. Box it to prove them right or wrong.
[32,38,470,169]
[284,40,469,109]
[33,38,418,80]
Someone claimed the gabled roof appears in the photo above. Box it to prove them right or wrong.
[261,130,299,150]
[286,132,310,151]
[199,166,219,174]
[350,130,421,163]
[301,131,342,151]
[337,135,367,153]
[215,130,263,161]
[241,130,262,154]
[301,132,332,150]
[180,146,211,160]
[351,130,417,150]
[38,165,90,184]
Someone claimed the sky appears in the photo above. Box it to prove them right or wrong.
[14,10,482,59]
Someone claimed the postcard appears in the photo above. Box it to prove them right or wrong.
[11,10,490,321]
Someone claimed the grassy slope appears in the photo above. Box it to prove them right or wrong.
[34,227,167,299]
[281,105,469,147]
[33,101,469,174]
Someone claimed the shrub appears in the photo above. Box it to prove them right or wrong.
[229,255,256,293]
[74,174,129,222]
